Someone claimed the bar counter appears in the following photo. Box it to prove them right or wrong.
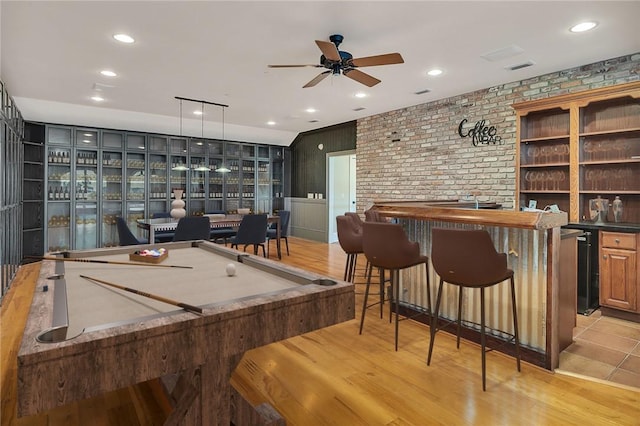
[370,200,571,370]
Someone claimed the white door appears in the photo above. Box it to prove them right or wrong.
[327,151,356,243]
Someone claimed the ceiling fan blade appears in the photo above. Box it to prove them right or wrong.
[268,64,322,68]
[315,40,341,62]
[303,71,331,88]
[350,53,404,67]
[343,68,381,87]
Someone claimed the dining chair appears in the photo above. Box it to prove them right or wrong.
[360,221,431,351]
[267,210,290,256]
[116,217,148,246]
[151,212,175,242]
[172,216,211,242]
[206,210,237,244]
[427,227,521,391]
[230,214,268,257]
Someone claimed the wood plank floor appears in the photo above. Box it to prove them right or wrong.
[2,237,640,425]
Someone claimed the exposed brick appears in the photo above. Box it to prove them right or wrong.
[355,53,640,211]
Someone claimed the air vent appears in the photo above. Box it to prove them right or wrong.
[353,107,366,111]
[308,119,319,123]
[506,61,535,71]
[414,89,431,95]
[481,44,524,62]
[92,82,115,91]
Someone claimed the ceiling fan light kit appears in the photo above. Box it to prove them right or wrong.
[269,34,404,88]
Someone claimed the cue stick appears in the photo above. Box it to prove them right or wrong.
[80,274,203,314]
[26,256,193,269]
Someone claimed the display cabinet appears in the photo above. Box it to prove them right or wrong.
[45,127,72,252]
[514,81,640,223]
[579,97,640,223]
[271,146,285,213]
[515,82,640,320]
[42,124,285,250]
[207,140,224,212]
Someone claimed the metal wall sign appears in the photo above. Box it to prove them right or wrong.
[457,118,503,146]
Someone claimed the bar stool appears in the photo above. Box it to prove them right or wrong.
[336,215,363,283]
[427,228,521,391]
[360,222,431,351]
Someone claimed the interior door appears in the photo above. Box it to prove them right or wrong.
[327,151,356,243]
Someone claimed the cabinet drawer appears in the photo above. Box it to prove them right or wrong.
[601,231,637,250]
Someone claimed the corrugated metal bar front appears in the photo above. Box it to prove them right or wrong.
[400,219,547,352]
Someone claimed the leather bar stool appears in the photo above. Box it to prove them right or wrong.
[427,228,521,391]
[336,215,364,283]
[360,222,431,351]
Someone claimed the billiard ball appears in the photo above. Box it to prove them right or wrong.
[225,263,236,277]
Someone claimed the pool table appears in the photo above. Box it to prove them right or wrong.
[17,241,354,424]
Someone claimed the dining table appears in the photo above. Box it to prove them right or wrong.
[137,214,282,259]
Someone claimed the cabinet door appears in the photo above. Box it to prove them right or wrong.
[600,247,637,311]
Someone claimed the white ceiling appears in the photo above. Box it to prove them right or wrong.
[2,1,639,146]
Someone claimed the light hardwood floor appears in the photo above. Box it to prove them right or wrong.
[2,237,640,425]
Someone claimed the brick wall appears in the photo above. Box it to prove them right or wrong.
[356,53,640,212]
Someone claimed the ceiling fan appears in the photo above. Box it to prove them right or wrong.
[268,34,404,88]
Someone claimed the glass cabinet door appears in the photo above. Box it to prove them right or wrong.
[256,159,270,213]
[271,147,284,213]
[170,155,188,210]
[101,151,123,247]
[74,148,99,249]
[225,159,240,212]
[126,152,146,234]
[241,159,255,211]
[46,144,72,252]
[149,153,169,216]
[189,155,207,215]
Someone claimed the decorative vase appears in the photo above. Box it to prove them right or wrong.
[612,196,623,223]
[170,189,186,219]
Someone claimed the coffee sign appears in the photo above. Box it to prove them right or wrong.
[458,118,503,146]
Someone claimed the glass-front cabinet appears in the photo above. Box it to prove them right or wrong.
[271,146,285,213]
[46,127,72,252]
[44,125,285,250]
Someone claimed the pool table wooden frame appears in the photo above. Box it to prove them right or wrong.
[18,241,354,425]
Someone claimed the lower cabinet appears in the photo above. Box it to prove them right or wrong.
[599,231,638,312]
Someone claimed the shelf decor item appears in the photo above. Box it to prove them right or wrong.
[589,195,609,224]
[171,189,186,219]
[612,196,623,223]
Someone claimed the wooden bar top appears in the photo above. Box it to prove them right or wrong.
[371,200,568,230]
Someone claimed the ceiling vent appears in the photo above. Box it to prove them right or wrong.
[414,89,431,95]
[353,107,366,111]
[92,82,115,91]
[481,44,524,62]
[308,119,319,123]
[505,61,535,71]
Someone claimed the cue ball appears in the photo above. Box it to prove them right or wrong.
[225,263,236,277]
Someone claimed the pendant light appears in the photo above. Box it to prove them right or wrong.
[215,104,231,173]
[193,101,211,171]
[172,98,189,171]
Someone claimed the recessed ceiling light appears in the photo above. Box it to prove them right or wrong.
[570,21,598,33]
[267,121,276,126]
[305,108,316,113]
[427,69,443,76]
[355,92,367,98]
[113,33,135,43]
[193,110,203,115]
[100,70,117,77]
[91,96,104,102]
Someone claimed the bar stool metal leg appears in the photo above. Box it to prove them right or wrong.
[480,287,487,391]
[511,277,521,371]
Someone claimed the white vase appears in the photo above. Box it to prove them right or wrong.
[170,189,186,219]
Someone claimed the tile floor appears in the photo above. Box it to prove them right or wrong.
[558,310,640,389]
